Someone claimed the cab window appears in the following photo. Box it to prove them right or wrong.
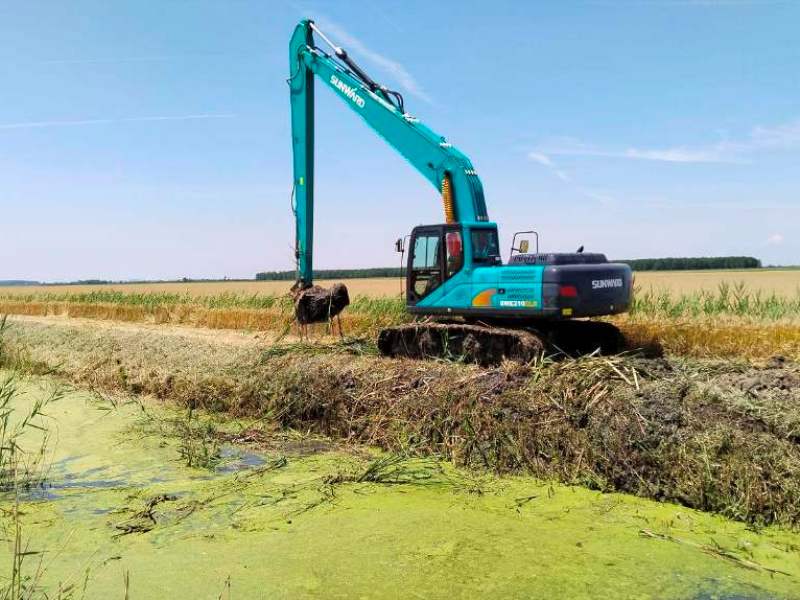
[412,234,440,269]
[471,229,500,265]
[410,233,442,299]
[445,231,463,277]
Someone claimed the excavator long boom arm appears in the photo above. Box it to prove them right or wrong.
[289,19,489,287]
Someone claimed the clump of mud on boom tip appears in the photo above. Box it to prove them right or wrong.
[291,282,350,325]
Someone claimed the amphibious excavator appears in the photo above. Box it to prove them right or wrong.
[288,19,633,363]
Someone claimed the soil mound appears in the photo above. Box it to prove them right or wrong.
[717,357,800,398]
[293,283,350,325]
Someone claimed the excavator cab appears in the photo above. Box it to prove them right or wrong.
[406,223,508,305]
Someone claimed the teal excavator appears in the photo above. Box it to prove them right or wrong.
[289,19,633,363]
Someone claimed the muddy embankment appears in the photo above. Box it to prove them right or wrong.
[3,315,800,526]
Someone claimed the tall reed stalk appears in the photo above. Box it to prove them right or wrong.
[1,320,71,599]
[631,282,800,320]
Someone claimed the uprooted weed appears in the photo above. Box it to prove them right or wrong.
[175,408,222,470]
[5,317,800,526]
[261,337,378,359]
[325,454,443,486]
[99,393,224,471]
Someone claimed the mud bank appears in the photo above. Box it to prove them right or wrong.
[3,316,800,527]
[2,375,800,599]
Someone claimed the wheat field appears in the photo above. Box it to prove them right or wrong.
[2,269,799,360]
[1,269,798,298]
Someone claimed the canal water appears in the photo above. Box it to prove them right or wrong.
[2,373,799,599]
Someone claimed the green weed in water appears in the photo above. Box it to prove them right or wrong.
[175,409,222,470]
[0,372,76,599]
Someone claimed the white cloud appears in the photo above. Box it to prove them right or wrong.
[766,233,785,245]
[0,114,235,130]
[532,137,735,163]
[576,187,616,206]
[527,151,619,204]
[623,147,728,163]
[38,53,236,65]
[528,152,554,167]
[750,120,800,150]
[316,18,432,104]
[528,151,571,181]
[532,118,800,164]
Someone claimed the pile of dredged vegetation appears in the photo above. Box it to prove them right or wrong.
[2,317,800,526]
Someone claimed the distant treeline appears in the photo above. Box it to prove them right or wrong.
[255,257,763,280]
[0,257,766,288]
[621,256,761,271]
[256,268,403,280]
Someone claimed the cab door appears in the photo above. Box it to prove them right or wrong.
[441,227,469,305]
[406,227,444,305]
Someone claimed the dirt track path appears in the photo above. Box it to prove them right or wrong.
[5,313,299,348]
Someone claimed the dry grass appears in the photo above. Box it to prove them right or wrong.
[3,317,800,526]
[1,288,799,361]
[634,269,800,297]
[618,317,800,360]
[0,278,406,298]
[0,285,408,334]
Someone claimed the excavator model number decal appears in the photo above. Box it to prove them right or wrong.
[499,300,538,308]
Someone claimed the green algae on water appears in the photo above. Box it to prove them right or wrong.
[2,374,800,599]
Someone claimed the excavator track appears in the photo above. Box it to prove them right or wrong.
[535,320,625,357]
[377,322,545,366]
[377,320,625,365]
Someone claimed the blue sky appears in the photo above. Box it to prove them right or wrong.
[1,0,798,281]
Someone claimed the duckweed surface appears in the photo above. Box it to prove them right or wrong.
[2,373,800,599]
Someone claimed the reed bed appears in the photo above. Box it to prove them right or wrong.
[631,282,800,321]
[3,317,800,526]
[1,332,70,598]
[2,281,798,319]
[1,283,799,359]
[0,292,409,338]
